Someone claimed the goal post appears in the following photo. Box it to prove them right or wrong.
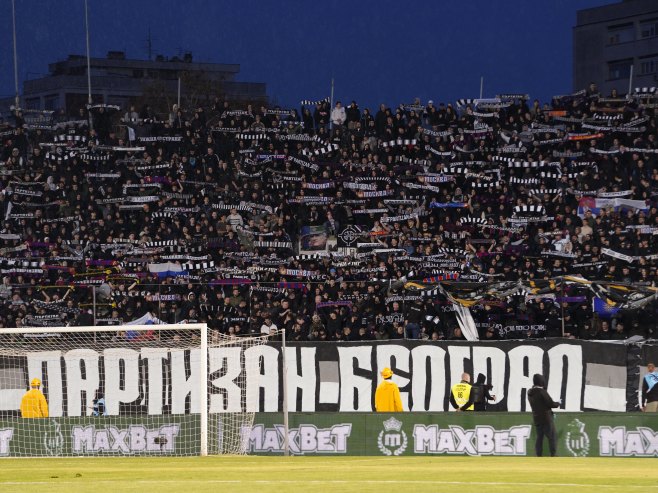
[0,323,282,457]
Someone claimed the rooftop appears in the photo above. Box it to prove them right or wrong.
[48,51,240,77]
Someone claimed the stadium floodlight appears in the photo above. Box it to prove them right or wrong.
[0,324,282,457]
[11,0,19,110]
[84,0,92,107]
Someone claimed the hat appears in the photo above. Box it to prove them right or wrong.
[381,367,393,379]
[428,100,434,104]
[30,378,41,387]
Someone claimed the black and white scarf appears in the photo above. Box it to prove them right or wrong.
[300,97,329,106]
[138,136,183,142]
[301,143,339,157]
[381,138,417,148]
[287,156,320,171]
[253,241,293,249]
[344,182,376,191]
[381,213,419,224]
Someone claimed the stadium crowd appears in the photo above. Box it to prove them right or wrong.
[1,83,658,341]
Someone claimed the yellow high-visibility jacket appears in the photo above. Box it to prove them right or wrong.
[375,379,403,412]
[20,389,49,418]
[451,382,474,411]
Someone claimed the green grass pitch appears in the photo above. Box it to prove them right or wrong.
[1,456,656,493]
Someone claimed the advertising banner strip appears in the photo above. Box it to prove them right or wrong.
[248,412,658,458]
[0,413,655,457]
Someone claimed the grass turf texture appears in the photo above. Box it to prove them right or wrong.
[0,456,656,493]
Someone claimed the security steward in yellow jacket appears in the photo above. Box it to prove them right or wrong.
[450,373,475,411]
[20,378,49,418]
[375,367,403,412]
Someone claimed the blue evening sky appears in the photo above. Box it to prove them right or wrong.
[0,0,615,111]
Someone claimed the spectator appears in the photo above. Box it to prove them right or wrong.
[345,101,360,130]
[0,87,656,342]
[330,101,346,128]
[259,316,277,336]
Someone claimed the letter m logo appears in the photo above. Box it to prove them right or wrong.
[384,434,401,447]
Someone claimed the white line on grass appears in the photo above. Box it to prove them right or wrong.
[1,480,656,488]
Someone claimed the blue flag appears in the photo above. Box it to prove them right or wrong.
[592,297,620,319]
[645,372,658,393]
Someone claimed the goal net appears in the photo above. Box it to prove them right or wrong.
[0,324,275,457]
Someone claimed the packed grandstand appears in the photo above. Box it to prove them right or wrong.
[0,85,657,341]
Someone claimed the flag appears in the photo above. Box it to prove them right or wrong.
[127,126,136,142]
[592,297,620,319]
[123,311,162,340]
[578,197,648,218]
[124,312,162,326]
[147,262,187,278]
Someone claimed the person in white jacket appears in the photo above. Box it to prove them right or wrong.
[331,101,346,128]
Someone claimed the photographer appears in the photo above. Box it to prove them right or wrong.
[471,373,495,411]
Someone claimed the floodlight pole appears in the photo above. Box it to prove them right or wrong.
[84,0,92,106]
[628,65,634,98]
[11,0,19,110]
[329,77,334,132]
[177,75,181,109]
[479,76,484,99]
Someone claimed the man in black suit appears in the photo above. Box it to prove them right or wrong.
[527,373,560,456]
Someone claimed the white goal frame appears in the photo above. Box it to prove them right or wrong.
[2,323,292,457]
[3,324,209,455]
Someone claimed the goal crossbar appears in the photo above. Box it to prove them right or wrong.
[0,323,208,334]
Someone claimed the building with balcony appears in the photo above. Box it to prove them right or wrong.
[574,0,658,95]
[13,51,267,115]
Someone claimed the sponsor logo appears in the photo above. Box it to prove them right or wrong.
[565,419,589,457]
[71,425,180,454]
[246,424,352,454]
[413,425,532,455]
[0,429,13,456]
[378,417,408,456]
[44,419,64,456]
[598,426,658,457]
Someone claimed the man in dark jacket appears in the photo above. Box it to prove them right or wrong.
[345,101,361,131]
[527,373,560,456]
[471,373,495,411]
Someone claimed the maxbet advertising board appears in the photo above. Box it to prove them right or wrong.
[0,413,656,457]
